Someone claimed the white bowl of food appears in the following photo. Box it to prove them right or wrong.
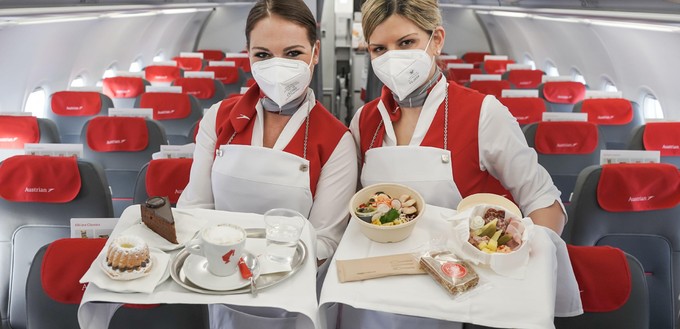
[349,183,425,243]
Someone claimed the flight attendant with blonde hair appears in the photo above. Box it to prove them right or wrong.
[345,0,580,327]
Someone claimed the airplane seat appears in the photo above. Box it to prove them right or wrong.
[172,56,205,72]
[0,115,60,148]
[143,65,184,86]
[102,76,151,108]
[80,117,167,216]
[134,91,203,145]
[132,158,193,206]
[498,96,547,128]
[45,91,113,143]
[436,57,464,71]
[568,163,680,329]
[465,80,512,98]
[172,77,226,111]
[448,67,482,85]
[629,123,680,167]
[574,98,643,150]
[523,121,604,203]
[480,59,515,74]
[197,49,226,61]
[502,69,545,89]
[538,81,587,112]
[204,62,241,96]
[0,155,113,329]
[461,51,490,68]
[553,246,649,329]
[225,55,252,82]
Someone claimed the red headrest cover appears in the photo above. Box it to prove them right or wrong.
[198,50,225,61]
[462,52,490,64]
[204,66,239,84]
[51,91,102,116]
[567,245,631,312]
[0,155,81,203]
[102,77,145,99]
[172,57,203,71]
[146,158,193,204]
[597,163,680,212]
[535,121,599,154]
[483,60,515,74]
[448,68,482,85]
[542,82,586,104]
[468,80,511,98]
[173,78,216,99]
[498,97,546,126]
[506,70,543,89]
[145,66,181,84]
[86,117,149,152]
[139,93,192,120]
[42,238,107,304]
[0,116,40,148]
[581,98,633,125]
[226,57,251,73]
[643,122,680,156]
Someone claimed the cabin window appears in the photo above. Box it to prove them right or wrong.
[571,68,586,85]
[642,94,664,119]
[523,55,536,70]
[545,61,559,76]
[129,58,143,72]
[96,64,118,87]
[70,75,86,88]
[153,52,165,62]
[24,87,46,118]
[602,78,618,91]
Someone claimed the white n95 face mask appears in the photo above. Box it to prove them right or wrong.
[250,47,315,108]
[371,34,435,101]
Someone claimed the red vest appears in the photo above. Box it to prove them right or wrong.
[359,83,512,200]
[214,85,348,197]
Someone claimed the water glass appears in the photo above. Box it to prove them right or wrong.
[264,208,306,264]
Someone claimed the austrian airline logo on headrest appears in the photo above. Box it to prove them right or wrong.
[597,115,615,120]
[556,143,578,148]
[114,89,131,95]
[187,91,201,95]
[25,187,55,193]
[175,189,184,195]
[629,195,654,202]
[158,110,175,115]
[66,106,84,111]
[662,145,679,150]
[519,81,531,85]
[106,139,127,145]
[0,137,18,142]
[515,116,530,120]
[155,75,168,79]
[557,95,572,100]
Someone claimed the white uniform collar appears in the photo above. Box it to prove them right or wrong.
[252,89,316,150]
[377,76,448,147]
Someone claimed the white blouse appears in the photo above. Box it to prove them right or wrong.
[178,90,358,260]
[349,77,564,217]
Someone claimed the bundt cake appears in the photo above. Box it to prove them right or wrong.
[141,196,178,244]
[103,235,152,281]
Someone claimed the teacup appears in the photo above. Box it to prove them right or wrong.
[186,223,247,276]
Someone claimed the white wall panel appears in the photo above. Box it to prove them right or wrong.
[440,7,491,56]
[0,10,211,114]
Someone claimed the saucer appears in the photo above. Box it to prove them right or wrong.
[183,251,261,291]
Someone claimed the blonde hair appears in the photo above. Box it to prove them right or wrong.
[361,0,442,42]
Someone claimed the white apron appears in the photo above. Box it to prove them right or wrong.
[208,118,313,329]
[343,93,464,329]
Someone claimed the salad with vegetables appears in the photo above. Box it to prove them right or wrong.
[355,192,418,226]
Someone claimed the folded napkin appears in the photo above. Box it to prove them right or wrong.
[80,249,170,294]
[120,208,208,251]
[447,204,534,279]
[245,237,293,275]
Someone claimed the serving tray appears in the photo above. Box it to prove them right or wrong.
[170,228,307,295]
